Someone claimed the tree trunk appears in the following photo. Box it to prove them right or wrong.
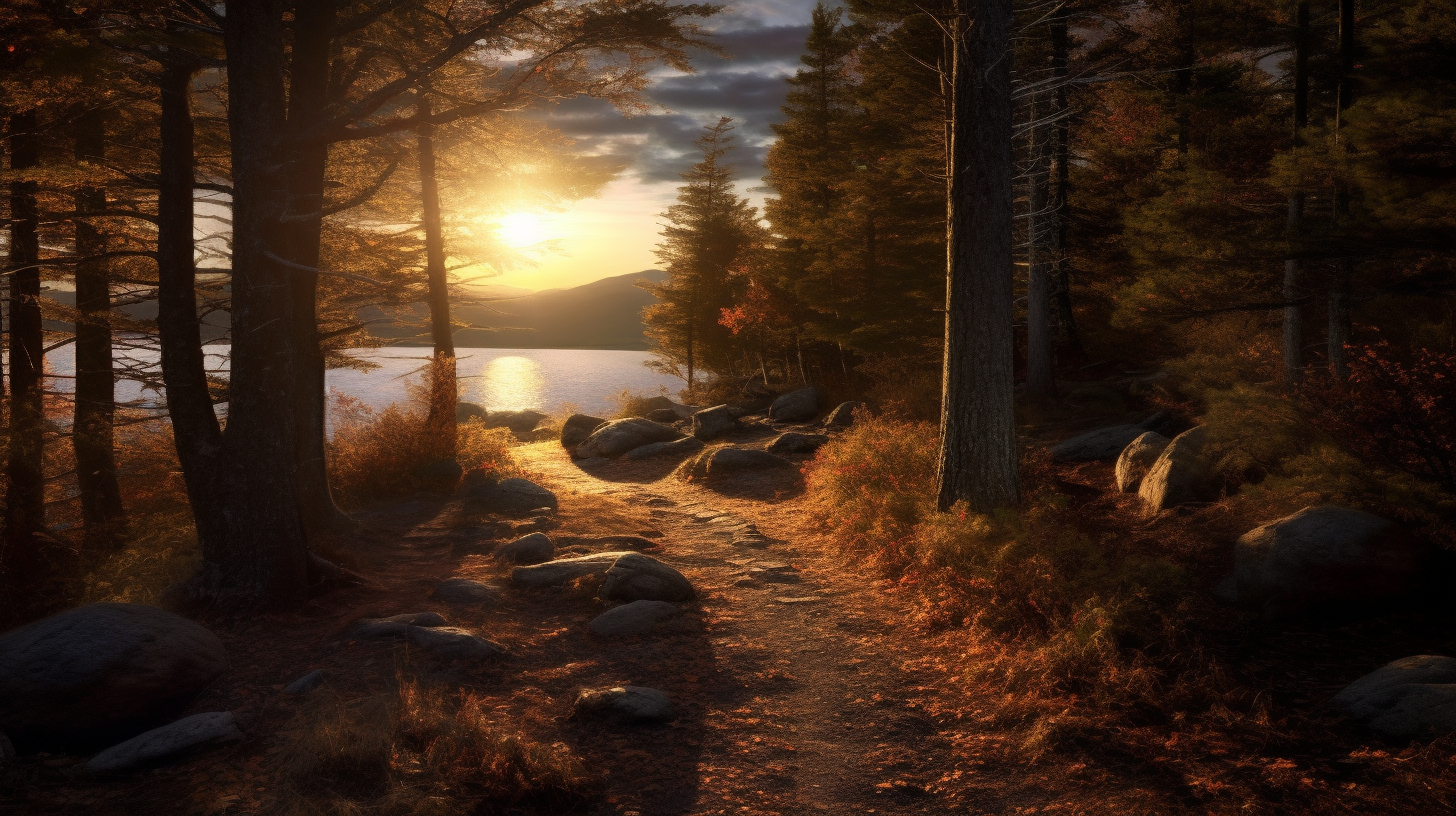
[1328,0,1356,376]
[1047,11,1081,360]
[217,0,310,606]
[1282,2,1309,386]
[157,62,226,555]
[418,93,458,458]
[73,108,127,550]
[1026,76,1055,397]
[3,109,47,597]
[936,0,1020,513]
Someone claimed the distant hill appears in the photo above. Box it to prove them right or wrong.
[367,269,668,350]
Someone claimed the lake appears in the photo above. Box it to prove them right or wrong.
[44,345,685,418]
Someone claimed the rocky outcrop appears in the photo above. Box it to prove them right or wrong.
[433,578,503,604]
[767,432,829,455]
[494,532,555,565]
[1114,431,1170,493]
[85,711,242,773]
[646,408,680,423]
[1138,426,1215,513]
[460,477,557,515]
[601,552,694,602]
[561,413,607,450]
[573,686,674,724]
[588,601,682,637]
[691,405,737,441]
[1218,506,1425,613]
[623,436,705,461]
[824,401,863,428]
[1051,424,1148,462]
[0,603,229,751]
[1331,655,1456,739]
[576,418,682,459]
[768,386,820,422]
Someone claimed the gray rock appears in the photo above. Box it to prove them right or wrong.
[1219,506,1424,613]
[573,686,674,724]
[1114,431,1170,493]
[511,551,637,588]
[433,577,503,604]
[85,711,242,773]
[1051,424,1148,462]
[576,418,683,458]
[624,436,705,461]
[0,603,229,751]
[1138,426,1215,512]
[600,552,695,603]
[768,386,820,422]
[494,532,556,565]
[462,477,558,515]
[284,670,324,695]
[768,432,830,455]
[456,402,488,423]
[1331,656,1456,739]
[347,611,448,639]
[588,601,683,637]
[824,402,863,427]
[692,405,738,441]
[703,447,795,478]
[405,626,505,660]
[646,408,680,423]
[483,409,548,433]
[555,534,660,551]
[561,413,607,450]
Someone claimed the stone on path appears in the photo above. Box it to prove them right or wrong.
[433,577,503,604]
[555,534,660,552]
[774,596,824,604]
[1115,431,1170,493]
[601,552,695,603]
[824,401,864,428]
[767,432,829,455]
[768,386,820,422]
[588,601,683,637]
[510,551,636,588]
[1138,426,1216,513]
[461,477,558,515]
[704,448,795,477]
[561,413,607,450]
[405,626,505,660]
[481,409,548,434]
[1331,655,1456,739]
[347,612,448,640]
[576,418,683,459]
[624,436,704,461]
[85,711,242,773]
[494,532,555,565]
[284,670,325,695]
[692,405,737,441]
[1051,424,1148,462]
[1218,506,1424,613]
[0,603,229,750]
[646,408,680,423]
[573,686,674,724]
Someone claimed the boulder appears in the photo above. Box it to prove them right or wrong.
[561,413,607,450]
[284,670,324,695]
[461,477,557,515]
[1114,431,1170,493]
[692,405,738,441]
[433,578,503,604]
[0,603,229,751]
[646,408,680,423]
[637,395,678,414]
[555,534,659,552]
[576,418,683,459]
[703,447,795,478]
[346,612,448,640]
[1051,423,1147,462]
[768,386,820,422]
[405,626,505,661]
[1138,426,1215,513]
[1330,656,1456,739]
[589,600,683,637]
[494,532,555,565]
[573,686,674,724]
[511,551,637,588]
[624,436,705,461]
[824,401,864,428]
[768,432,830,455]
[600,552,695,603]
[84,711,242,773]
[456,402,488,423]
[1218,506,1425,613]
[483,409,548,434]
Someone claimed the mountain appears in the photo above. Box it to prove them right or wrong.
[367,269,668,350]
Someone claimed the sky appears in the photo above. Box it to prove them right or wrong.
[482,0,825,292]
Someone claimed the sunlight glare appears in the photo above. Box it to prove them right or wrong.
[498,211,551,248]
[468,354,544,411]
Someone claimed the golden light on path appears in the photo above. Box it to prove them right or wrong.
[498,211,551,248]
[470,354,543,411]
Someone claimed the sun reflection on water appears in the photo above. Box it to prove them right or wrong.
[467,354,544,411]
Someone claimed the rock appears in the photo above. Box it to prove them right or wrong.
[601,552,695,603]
[461,477,557,515]
[703,447,795,478]
[494,532,555,565]
[646,408,680,423]
[768,386,820,422]
[456,402,488,423]
[1218,506,1425,613]
[767,432,829,455]
[511,515,557,535]
[0,603,229,751]
[589,600,683,637]
[84,712,242,773]
[1138,426,1215,512]
[405,626,505,660]
[637,395,679,414]
[347,611,448,639]
[433,578,503,604]
[555,534,660,551]
[1331,656,1456,739]
[284,670,325,695]
[1051,424,1148,462]
[692,405,738,441]
[483,409,548,434]
[1114,431,1170,493]
[573,686,674,724]
[824,401,864,428]
[561,413,607,450]
[511,551,637,588]
[576,418,683,459]
[624,436,705,461]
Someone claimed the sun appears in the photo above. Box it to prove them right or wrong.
[497,211,551,249]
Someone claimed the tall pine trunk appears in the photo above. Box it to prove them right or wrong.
[73,108,127,550]
[418,93,458,459]
[1047,13,1081,360]
[1282,2,1310,386]
[1026,76,1055,397]
[937,0,1020,513]
[1327,0,1356,376]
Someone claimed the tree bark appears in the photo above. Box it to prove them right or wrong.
[1047,12,1081,360]
[936,0,1020,513]
[1282,2,1310,387]
[4,109,47,595]
[1328,0,1356,376]
[417,92,458,458]
[157,61,226,555]
[1026,73,1055,397]
[73,108,127,550]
